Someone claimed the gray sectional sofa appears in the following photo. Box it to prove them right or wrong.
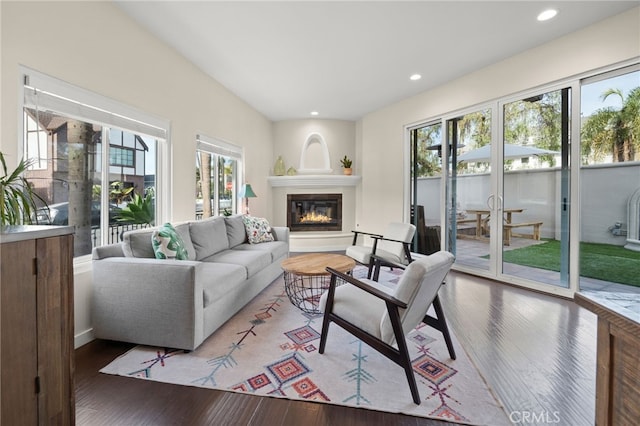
[91,214,289,350]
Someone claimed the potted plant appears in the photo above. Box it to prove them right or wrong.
[340,155,353,175]
[0,151,47,226]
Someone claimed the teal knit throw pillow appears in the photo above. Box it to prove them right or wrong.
[151,223,189,260]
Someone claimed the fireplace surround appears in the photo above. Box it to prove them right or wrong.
[287,193,342,232]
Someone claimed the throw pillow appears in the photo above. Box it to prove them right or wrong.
[242,215,275,244]
[151,223,189,260]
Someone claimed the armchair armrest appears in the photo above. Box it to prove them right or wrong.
[351,229,383,246]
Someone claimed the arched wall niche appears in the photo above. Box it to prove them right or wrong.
[298,132,333,174]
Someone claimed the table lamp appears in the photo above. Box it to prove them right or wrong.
[241,183,257,215]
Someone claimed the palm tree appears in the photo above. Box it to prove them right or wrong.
[66,119,94,254]
[582,87,640,163]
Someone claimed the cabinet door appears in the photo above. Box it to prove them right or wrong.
[37,235,74,425]
[1,239,38,425]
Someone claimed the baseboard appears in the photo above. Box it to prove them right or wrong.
[75,328,95,349]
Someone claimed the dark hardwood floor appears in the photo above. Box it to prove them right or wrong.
[75,271,597,425]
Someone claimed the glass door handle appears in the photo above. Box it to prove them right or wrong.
[487,194,495,211]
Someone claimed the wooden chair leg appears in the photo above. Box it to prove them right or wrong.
[398,338,421,404]
[366,259,374,279]
[319,276,338,354]
[319,313,331,354]
[388,301,421,404]
[423,294,456,360]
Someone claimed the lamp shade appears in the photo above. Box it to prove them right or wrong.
[242,184,257,198]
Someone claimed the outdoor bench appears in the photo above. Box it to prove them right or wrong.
[503,221,542,245]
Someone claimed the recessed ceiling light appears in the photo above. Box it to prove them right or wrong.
[537,9,558,21]
[410,74,422,81]
[310,111,319,116]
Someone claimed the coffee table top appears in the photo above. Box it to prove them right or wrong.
[281,253,356,276]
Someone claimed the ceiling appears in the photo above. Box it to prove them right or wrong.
[115,1,639,122]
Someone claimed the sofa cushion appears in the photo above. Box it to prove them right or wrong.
[205,249,271,278]
[196,262,247,307]
[225,214,247,248]
[232,241,288,262]
[174,222,196,261]
[152,223,189,260]
[242,215,275,244]
[189,216,230,261]
[122,227,156,258]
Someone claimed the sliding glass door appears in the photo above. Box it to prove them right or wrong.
[409,121,443,255]
[445,107,494,273]
[499,88,571,290]
[442,87,573,294]
[579,66,640,293]
[409,63,638,296]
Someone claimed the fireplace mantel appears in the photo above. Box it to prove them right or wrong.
[267,175,361,188]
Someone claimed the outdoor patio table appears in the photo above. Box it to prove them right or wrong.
[463,208,524,240]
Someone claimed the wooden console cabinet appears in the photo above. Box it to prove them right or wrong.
[575,292,640,426]
[1,226,75,425]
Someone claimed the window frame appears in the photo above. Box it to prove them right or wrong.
[19,66,171,262]
[195,134,244,218]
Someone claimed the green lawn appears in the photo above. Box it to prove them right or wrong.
[501,240,640,288]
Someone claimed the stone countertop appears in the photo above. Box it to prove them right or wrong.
[576,289,640,325]
[0,225,75,243]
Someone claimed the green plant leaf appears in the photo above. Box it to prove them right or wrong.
[0,151,47,226]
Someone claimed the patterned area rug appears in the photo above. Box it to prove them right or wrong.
[100,267,509,425]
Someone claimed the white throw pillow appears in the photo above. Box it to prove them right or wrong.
[242,215,275,244]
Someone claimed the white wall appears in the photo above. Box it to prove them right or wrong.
[417,164,640,246]
[356,8,640,232]
[580,164,640,244]
[1,2,273,347]
[272,119,356,177]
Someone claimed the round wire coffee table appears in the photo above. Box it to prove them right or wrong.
[281,253,356,314]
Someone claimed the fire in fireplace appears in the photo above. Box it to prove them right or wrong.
[287,194,342,232]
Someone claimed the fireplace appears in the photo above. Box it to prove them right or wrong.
[287,194,342,232]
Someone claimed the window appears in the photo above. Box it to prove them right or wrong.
[109,146,135,167]
[24,110,48,170]
[195,135,243,219]
[21,67,168,258]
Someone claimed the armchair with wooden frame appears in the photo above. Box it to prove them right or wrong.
[345,222,416,279]
[318,251,456,405]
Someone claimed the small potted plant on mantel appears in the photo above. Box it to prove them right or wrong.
[340,155,353,176]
